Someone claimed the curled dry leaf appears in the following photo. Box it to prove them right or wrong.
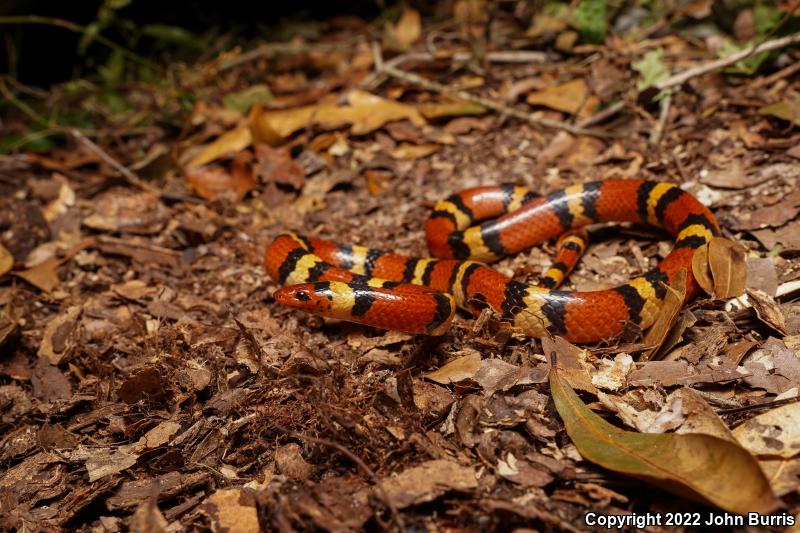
[548,364,781,515]
[641,268,687,361]
[746,288,788,336]
[250,90,426,145]
[692,237,746,299]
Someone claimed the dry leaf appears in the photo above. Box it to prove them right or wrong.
[130,500,169,533]
[250,90,426,145]
[383,8,421,52]
[424,351,481,384]
[733,402,800,459]
[526,79,599,117]
[416,100,487,119]
[709,237,747,299]
[0,243,13,276]
[747,288,788,335]
[542,337,595,393]
[185,124,253,169]
[549,364,781,514]
[200,489,259,533]
[641,269,687,361]
[185,164,256,202]
[14,256,62,293]
[389,143,439,160]
[38,305,81,365]
[691,242,713,294]
[379,459,477,508]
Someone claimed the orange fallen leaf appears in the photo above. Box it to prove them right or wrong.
[185,162,256,202]
[383,7,421,52]
[185,124,253,169]
[250,90,426,145]
[526,79,599,117]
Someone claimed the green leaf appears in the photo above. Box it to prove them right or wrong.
[547,341,781,515]
[754,1,783,36]
[633,48,670,91]
[142,24,204,50]
[222,85,273,114]
[573,0,607,43]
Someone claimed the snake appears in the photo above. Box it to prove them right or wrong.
[264,179,720,343]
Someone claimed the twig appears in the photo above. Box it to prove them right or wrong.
[218,40,360,72]
[750,59,800,89]
[362,49,549,89]
[576,100,626,128]
[655,31,800,90]
[274,426,405,531]
[68,128,161,195]
[649,92,672,145]
[371,44,614,139]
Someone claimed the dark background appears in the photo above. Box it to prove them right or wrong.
[0,0,386,87]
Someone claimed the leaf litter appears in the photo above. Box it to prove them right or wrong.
[2,2,800,530]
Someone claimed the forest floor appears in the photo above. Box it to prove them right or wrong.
[2,3,800,531]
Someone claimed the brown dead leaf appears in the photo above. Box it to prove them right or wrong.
[416,100,487,119]
[389,143,439,160]
[732,189,800,230]
[201,489,259,533]
[751,220,800,252]
[379,459,477,508]
[184,124,253,169]
[733,402,800,459]
[185,164,256,202]
[526,79,599,117]
[129,500,169,533]
[0,243,14,277]
[383,7,421,52]
[692,242,714,294]
[746,256,778,296]
[642,269,687,361]
[37,305,82,365]
[747,288,788,335]
[83,190,167,233]
[250,90,426,145]
[424,350,481,384]
[709,238,747,299]
[275,443,314,479]
[542,337,595,393]
[365,169,389,195]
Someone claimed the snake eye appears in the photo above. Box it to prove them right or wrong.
[295,290,311,301]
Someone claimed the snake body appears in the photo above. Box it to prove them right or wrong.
[265,179,719,342]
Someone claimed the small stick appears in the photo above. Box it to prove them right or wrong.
[649,92,672,145]
[371,44,614,139]
[576,100,626,128]
[68,128,161,195]
[655,31,800,90]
